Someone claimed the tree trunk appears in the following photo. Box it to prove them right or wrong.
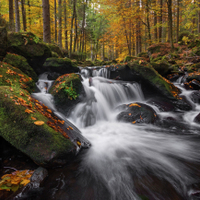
[64,0,68,51]
[9,0,14,31]
[158,0,162,42]
[81,0,87,54]
[15,0,20,32]
[198,0,200,33]
[146,0,152,45]
[167,0,174,49]
[58,0,62,48]
[176,0,179,42]
[42,0,51,43]
[54,0,57,43]
[73,0,77,52]
[21,0,27,31]
[28,0,31,31]
[153,0,157,42]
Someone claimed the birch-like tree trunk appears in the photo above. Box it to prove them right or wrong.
[9,0,14,31]
[15,0,20,32]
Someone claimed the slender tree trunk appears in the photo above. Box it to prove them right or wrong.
[15,0,20,32]
[73,0,77,52]
[103,38,105,61]
[167,0,174,49]
[64,0,68,51]
[81,0,87,54]
[42,0,51,43]
[9,0,14,31]
[54,0,57,43]
[176,0,179,42]
[21,0,26,31]
[70,14,74,57]
[198,0,200,33]
[58,0,62,48]
[158,0,162,42]
[146,0,152,45]
[153,0,157,42]
[28,0,31,31]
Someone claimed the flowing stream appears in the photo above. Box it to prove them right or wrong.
[34,69,200,200]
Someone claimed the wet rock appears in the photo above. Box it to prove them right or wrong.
[6,167,48,200]
[49,73,86,116]
[117,102,158,124]
[184,79,200,90]
[191,91,200,104]
[151,60,172,77]
[194,113,200,124]
[7,32,51,75]
[186,72,200,82]
[43,57,79,77]
[0,26,8,61]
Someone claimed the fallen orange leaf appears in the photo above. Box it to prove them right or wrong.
[31,116,36,120]
[34,121,45,126]
[0,75,2,78]
[25,109,33,114]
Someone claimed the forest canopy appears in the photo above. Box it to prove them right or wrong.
[0,0,199,61]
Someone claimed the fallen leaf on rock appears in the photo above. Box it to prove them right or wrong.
[0,75,2,78]
[25,109,33,114]
[31,116,37,120]
[34,121,45,126]
[132,121,136,124]
[77,141,81,146]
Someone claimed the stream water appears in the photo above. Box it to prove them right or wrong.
[32,68,200,200]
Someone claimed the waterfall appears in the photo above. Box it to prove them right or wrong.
[32,71,200,200]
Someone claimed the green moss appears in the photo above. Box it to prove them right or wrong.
[8,32,51,59]
[0,62,35,93]
[46,43,64,58]
[137,52,149,58]
[3,53,38,82]
[43,57,77,68]
[128,63,181,100]
[0,86,75,165]
[51,51,59,58]
[50,73,81,103]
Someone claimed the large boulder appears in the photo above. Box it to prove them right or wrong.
[117,102,158,124]
[43,57,79,79]
[0,86,79,167]
[3,53,38,82]
[50,73,85,116]
[7,32,52,74]
[0,62,89,167]
[0,26,8,61]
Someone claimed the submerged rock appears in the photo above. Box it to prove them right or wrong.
[117,102,158,124]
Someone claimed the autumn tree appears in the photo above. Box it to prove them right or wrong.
[9,0,14,31]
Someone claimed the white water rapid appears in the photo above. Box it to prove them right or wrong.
[34,70,200,199]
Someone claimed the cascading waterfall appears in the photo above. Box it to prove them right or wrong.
[34,69,200,199]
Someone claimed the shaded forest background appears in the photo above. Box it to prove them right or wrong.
[0,0,199,61]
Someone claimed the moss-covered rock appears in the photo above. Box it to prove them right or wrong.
[0,62,35,93]
[7,32,52,74]
[47,43,64,58]
[137,52,149,58]
[3,53,38,82]
[151,60,171,77]
[127,63,192,111]
[51,51,59,58]
[0,86,76,167]
[0,26,8,61]
[83,60,94,66]
[50,73,85,115]
[43,57,79,77]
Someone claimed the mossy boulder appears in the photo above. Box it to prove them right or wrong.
[117,102,158,124]
[43,58,79,78]
[151,60,171,77]
[137,52,149,58]
[0,26,8,61]
[0,86,77,167]
[83,60,94,66]
[0,62,35,93]
[7,32,52,74]
[3,53,38,82]
[47,43,64,58]
[50,73,85,115]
